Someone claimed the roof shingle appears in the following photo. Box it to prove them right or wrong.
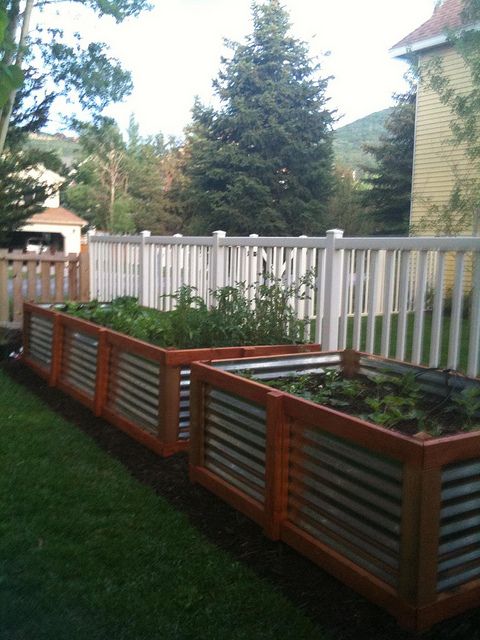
[26,207,88,227]
[391,0,467,52]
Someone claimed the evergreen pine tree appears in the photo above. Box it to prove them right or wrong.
[180,0,334,236]
[361,89,416,235]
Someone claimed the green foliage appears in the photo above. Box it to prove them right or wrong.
[419,0,480,233]
[258,367,480,436]
[0,147,54,242]
[64,115,181,233]
[177,0,334,236]
[361,88,416,235]
[0,0,151,155]
[0,8,23,108]
[62,278,311,349]
[447,387,480,430]
[324,167,372,236]
[332,108,392,174]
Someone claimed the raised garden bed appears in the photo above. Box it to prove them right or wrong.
[22,301,319,457]
[189,349,480,631]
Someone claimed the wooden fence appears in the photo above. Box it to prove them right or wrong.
[0,250,89,327]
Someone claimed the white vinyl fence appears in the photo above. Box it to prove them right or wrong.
[89,230,480,377]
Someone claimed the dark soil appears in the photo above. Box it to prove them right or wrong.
[261,370,478,438]
[4,360,480,640]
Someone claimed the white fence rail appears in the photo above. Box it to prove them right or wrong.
[89,230,480,377]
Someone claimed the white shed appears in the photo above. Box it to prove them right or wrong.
[22,206,87,254]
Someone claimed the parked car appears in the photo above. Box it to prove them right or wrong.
[25,237,48,253]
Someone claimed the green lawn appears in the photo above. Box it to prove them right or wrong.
[0,369,324,640]
[344,312,475,373]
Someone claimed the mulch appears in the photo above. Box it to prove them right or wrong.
[4,358,480,640]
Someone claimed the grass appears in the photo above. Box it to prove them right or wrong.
[0,368,324,640]
[345,312,474,373]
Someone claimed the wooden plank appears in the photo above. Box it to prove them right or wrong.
[399,465,423,604]
[264,391,288,540]
[423,431,480,467]
[79,251,89,301]
[40,261,51,302]
[68,254,78,300]
[54,262,64,301]
[416,467,441,607]
[27,260,36,301]
[0,250,8,323]
[189,372,205,468]
[12,260,23,324]
[106,330,166,363]
[158,364,181,444]
[94,330,109,417]
[49,313,64,387]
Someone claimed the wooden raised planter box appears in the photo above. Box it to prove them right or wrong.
[22,301,320,457]
[189,350,480,631]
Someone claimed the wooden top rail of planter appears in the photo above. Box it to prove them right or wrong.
[22,301,320,457]
[188,349,480,632]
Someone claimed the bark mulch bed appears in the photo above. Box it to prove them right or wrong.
[5,359,480,640]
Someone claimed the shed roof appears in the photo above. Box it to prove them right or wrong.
[390,0,470,56]
[26,207,88,227]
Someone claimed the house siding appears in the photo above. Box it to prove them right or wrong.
[411,46,474,235]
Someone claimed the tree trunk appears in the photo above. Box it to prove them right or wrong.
[0,0,35,155]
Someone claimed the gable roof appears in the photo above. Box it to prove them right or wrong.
[26,207,88,227]
[390,0,470,57]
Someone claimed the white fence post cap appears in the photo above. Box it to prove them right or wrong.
[326,229,344,238]
[140,230,151,237]
[213,230,226,237]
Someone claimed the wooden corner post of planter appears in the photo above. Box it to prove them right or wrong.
[157,356,182,454]
[49,313,64,387]
[22,305,31,357]
[264,390,289,540]
[189,365,206,482]
[94,329,110,417]
[399,452,442,628]
[341,349,360,378]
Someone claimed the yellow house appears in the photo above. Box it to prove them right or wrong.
[390,0,478,236]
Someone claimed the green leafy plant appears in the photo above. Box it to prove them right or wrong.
[447,387,480,431]
[62,277,311,350]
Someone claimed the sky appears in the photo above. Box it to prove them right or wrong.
[45,0,437,139]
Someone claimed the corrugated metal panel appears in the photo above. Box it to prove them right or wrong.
[437,458,480,593]
[28,314,53,369]
[204,387,267,504]
[215,353,342,381]
[358,356,480,398]
[178,367,191,440]
[287,427,403,588]
[107,348,160,434]
[61,328,98,398]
